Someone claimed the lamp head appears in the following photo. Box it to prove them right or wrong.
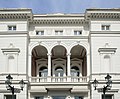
[19,79,25,91]
[5,74,13,90]
[105,73,111,81]
[6,74,13,80]
[92,79,99,90]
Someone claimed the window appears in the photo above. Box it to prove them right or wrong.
[71,66,80,77]
[101,25,110,30]
[8,26,16,31]
[36,31,44,35]
[35,96,44,99]
[102,94,113,99]
[39,67,48,77]
[75,96,83,99]
[55,30,63,35]
[52,96,66,99]
[55,67,64,77]
[4,95,16,99]
[74,31,82,35]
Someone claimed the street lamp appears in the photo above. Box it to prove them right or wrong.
[5,74,25,99]
[92,73,112,99]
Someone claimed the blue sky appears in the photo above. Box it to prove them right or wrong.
[0,0,120,14]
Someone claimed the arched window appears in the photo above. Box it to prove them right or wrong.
[8,56,15,72]
[39,67,48,77]
[71,66,80,77]
[55,67,64,77]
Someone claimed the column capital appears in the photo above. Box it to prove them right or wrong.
[47,53,52,56]
[66,53,71,56]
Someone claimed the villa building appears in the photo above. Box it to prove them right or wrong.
[0,8,120,99]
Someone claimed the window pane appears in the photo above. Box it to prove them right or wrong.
[55,31,58,35]
[102,95,112,99]
[101,25,110,30]
[8,26,12,30]
[74,31,77,35]
[55,31,63,35]
[41,31,44,35]
[75,96,83,99]
[55,68,64,77]
[4,95,16,99]
[36,31,44,35]
[106,26,110,30]
[78,31,82,35]
[52,96,66,99]
[74,31,82,35]
[102,26,105,30]
[8,26,16,31]
[60,31,63,35]
[35,96,44,99]
[13,26,16,30]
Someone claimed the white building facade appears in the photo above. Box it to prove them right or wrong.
[0,8,120,99]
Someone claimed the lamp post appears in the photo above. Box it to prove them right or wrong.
[5,74,25,99]
[92,73,112,99]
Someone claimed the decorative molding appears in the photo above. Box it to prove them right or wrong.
[98,43,117,54]
[1,43,20,54]
[66,53,71,56]
[76,40,80,44]
[98,88,119,93]
[57,41,61,45]
[0,8,32,20]
[86,13,120,19]
[31,19,89,25]
[47,53,52,56]
[98,48,117,54]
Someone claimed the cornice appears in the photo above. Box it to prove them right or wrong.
[90,31,120,34]
[86,13,120,19]
[0,8,32,20]
[0,31,28,36]
[1,48,20,53]
[0,13,31,20]
[30,35,89,39]
[86,8,120,11]
[31,19,89,25]
[98,48,117,54]
[1,8,120,23]
[86,8,120,19]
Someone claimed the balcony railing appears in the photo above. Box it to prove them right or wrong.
[30,76,89,83]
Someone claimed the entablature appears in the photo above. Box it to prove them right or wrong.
[86,8,120,19]
[0,8,32,20]
[31,19,89,25]
[86,13,120,19]
[30,35,89,39]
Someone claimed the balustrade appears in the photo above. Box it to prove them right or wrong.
[30,76,89,83]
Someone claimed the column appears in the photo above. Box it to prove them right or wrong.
[47,53,52,76]
[28,54,32,82]
[67,53,71,76]
[87,52,90,78]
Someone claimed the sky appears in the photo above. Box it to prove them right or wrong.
[0,0,120,14]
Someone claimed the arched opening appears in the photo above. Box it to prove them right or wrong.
[51,45,66,59]
[70,45,87,76]
[32,45,48,77]
[51,45,67,76]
